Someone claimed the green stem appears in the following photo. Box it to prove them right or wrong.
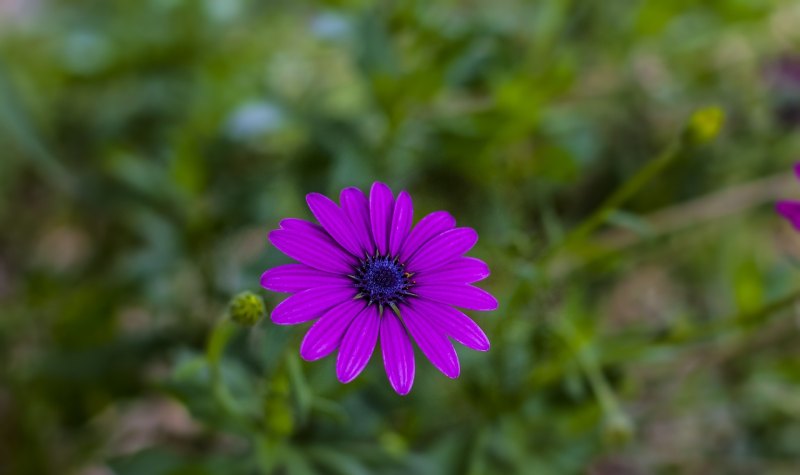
[542,106,724,265]
[206,317,250,426]
[542,139,683,264]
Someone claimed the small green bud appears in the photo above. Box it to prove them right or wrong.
[684,106,725,145]
[228,291,266,326]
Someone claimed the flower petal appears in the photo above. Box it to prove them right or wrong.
[777,201,800,230]
[278,218,319,231]
[380,311,415,395]
[369,182,394,256]
[406,227,478,273]
[300,299,366,361]
[415,284,498,311]
[340,187,376,255]
[413,257,490,284]
[269,221,356,274]
[398,211,456,263]
[336,304,380,383]
[399,303,459,378]
[260,264,352,293]
[307,192,363,257]
[271,286,356,325]
[389,191,413,257]
[410,299,490,351]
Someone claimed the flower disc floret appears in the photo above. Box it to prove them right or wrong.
[354,255,413,307]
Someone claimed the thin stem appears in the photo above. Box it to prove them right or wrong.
[542,139,683,264]
[206,317,253,428]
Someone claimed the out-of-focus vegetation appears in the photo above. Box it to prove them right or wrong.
[2,0,800,473]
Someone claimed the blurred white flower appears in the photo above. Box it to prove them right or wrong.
[204,0,242,23]
[310,11,350,41]
[225,101,284,140]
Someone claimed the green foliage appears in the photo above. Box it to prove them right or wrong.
[1,0,800,474]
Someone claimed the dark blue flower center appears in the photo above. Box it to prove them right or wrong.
[354,255,412,307]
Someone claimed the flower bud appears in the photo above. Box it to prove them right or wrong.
[228,291,266,326]
[684,106,724,145]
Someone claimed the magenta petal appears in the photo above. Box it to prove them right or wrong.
[406,227,478,273]
[777,201,800,230]
[410,299,490,351]
[336,304,380,383]
[271,286,355,325]
[380,311,415,395]
[307,193,363,257]
[415,284,498,311]
[399,303,460,378]
[269,222,356,274]
[389,191,413,257]
[398,211,456,262]
[260,264,352,293]
[300,299,366,361]
[413,257,490,285]
[369,182,394,255]
[278,218,319,231]
[794,163,800,180]
[340,187,376,255]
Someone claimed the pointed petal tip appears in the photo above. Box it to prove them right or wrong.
[370,181,392,192]
[266,229,281,245]
[278,218,309,230]
[369,182,394,203]
[443,366,461,379]
[305,192,323,208]
[299,330,328,361]
[299,346,324,361]
[335,353,359,382]
[485,294,499,311]
[259,269,270,289]
[392,384,413,396]
[336,367,360,384]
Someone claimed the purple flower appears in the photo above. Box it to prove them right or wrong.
[777,164,800,230]
[260,182,497,395]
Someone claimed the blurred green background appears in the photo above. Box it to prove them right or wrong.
[2,0,800,473]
